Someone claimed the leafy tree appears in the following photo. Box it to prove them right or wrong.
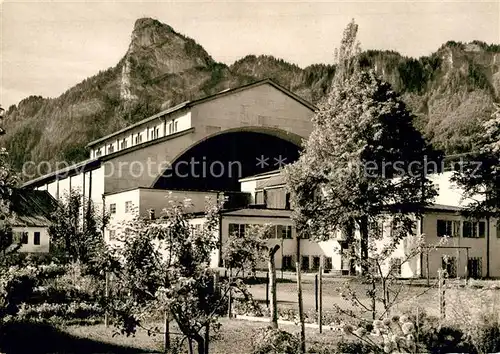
[285,21,439,275]
[0,148,20,260]
[222,224,271,274]
[106,197,253,354]
[452,103,500,277]
[452,103,500,217]
[49,190,109,269]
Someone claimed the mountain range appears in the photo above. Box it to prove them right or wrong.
[4,17,500,177]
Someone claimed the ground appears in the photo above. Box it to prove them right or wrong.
[3,275,499,353]
[245,272,500,320]
[2,318,343,354]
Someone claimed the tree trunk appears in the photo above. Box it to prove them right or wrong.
[163,310,170,353]
[359,215,369,275]
[193,332,205,354]
[269,245,280,329]
[296,261,306,353]
[227,267,233,318]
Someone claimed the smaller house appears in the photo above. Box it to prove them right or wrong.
[9,189,58,253]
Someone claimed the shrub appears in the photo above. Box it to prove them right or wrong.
[251,327,301,354]
[16,301,103,323]
[335,339,373,354]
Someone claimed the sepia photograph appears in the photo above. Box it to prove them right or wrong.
[1,0,500,353]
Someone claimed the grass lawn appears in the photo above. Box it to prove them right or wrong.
[59,318,343,354]
[244,274,500,320]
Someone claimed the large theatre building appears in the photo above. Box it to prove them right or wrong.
[22,79,500,278]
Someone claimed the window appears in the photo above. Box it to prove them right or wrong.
[441,256,457,278]
[125,201,133,213]
[312,256,321,270]
[370,220,383,239]
[282,255,293,270]
[228,223,246,238]
[109,203,116,214]
[135,134,142,145]
[285,193,291,210]
[497,222,500,238]
[109,230,116,241]
[390,258,402,277]
[437,220,460,237]
[255,190,265,205]
[21,232,28,244]
[281,225,292,239]
[169,121,178,134]
[95,148,102,157]
[479,221,486,238]
[191,224,201,236]
[301,256,310,271]
[390,219,399,238]
[468,257,482,279]
[34,232,40,245]
[300,230,310,239]
[108,144,114,153]
[152,127,160,139]
[463,221,486,238]
[120,139,127,149]
[324,257,332,270]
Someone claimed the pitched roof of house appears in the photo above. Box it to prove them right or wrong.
[221,208,292,218]
[87,79,317,148]
[10,189,58,227]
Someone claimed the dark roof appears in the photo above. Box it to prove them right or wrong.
[10,189,58,227]
[256,174,286,190]
[221,208,292,218]
[22,158,100,188]
[426,204,464,213]
[87,79,317,147]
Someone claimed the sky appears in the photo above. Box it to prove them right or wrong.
[1,0,499,108]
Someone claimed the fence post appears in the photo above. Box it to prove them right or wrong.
[228,267,233,318]
[265,271,269,308]
[426,249,430,286]
[438,269,446,319]
[314,274,318,313]
[104,272,109,327]
[296,261,306,353]
[318,265,323,334]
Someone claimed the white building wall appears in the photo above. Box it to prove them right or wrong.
[89,110,193,158]
[14,226,50,253]
[191,84,313,140]
[431,171,483,207]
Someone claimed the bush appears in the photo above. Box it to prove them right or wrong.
[251,327,301,354]
[335,339,373,354]
[467,313,500,354]
[16,301,103,323]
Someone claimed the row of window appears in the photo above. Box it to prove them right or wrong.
[108,223,201,241]
[95,120,180,157]
[436,219,490,238]
[441,256,483,278]
[108,201,133,214]
[13,231,41,245]
[282,255,333,271]
[228,223,293,239]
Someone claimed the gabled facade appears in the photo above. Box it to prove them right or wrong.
[220,170,500,278]
[9,189,58,253]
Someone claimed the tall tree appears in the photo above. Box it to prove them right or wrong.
[452,103,500,218]
[107,197,256,354]
[451,103,500,277]
[285,21,439,275]
[49,190,108,268]
[0,147,19,259]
